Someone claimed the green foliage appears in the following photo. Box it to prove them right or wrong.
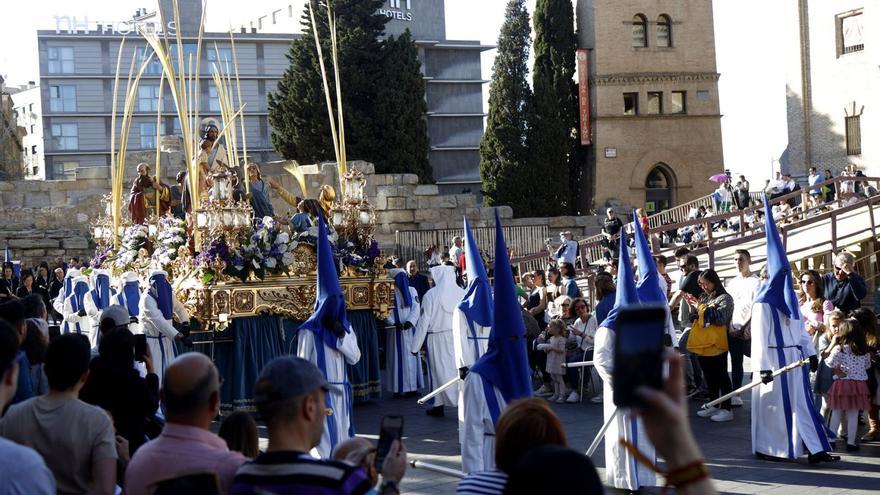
[374,30,432,182]
[525,0,578,216]
[479,0,533,212]
[268,0,388,165]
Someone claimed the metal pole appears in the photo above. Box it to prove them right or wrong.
[586,407,618,457]
[410,460,464,479]
[417,376,462,405]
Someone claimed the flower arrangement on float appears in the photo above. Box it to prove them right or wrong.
[153,216,188,269]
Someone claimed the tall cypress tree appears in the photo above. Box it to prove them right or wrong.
[374,30,431,182]
[268,0,387,164]
[479,0,532,210]
[526,0,578,216]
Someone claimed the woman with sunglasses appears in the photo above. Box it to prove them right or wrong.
[799,269,835,413]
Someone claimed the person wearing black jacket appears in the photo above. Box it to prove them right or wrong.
[80,308,159,456]
[34,263,51,311]
[822,252,867,313]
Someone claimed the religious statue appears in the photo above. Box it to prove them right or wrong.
[319,184,336,219]
[128,162,170,225]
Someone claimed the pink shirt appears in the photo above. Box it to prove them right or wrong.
[125,423,247,495]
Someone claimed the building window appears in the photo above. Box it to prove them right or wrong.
[647,92,663,114]
[31,145,37,154]
[670,91,686,114]
[138,85,160,112]
[140,122,165,149]
[49,85,77,112]
[51,123,78,150]
[696,90,710,101]
[632,14,648,48]
[657,15,672,47]
[172,117,181,135]
[136,47,163,75]
[169,43,199,72]
[208,86,221,112]
[623,92,639,115]
[846,115,861,155]
[53,161,78,177]
[840,12,864,54]
[48,47,75,73]
[207,47,233,68]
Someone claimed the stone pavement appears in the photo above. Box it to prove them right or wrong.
[350,386,880,494]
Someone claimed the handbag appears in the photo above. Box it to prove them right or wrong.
[686,304,729,356]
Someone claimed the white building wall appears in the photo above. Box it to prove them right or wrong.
[11,86,44,180]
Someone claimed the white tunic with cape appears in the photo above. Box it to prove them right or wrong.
[139,293,189,386]
[750,303,830,458]
[411,267,464,408]
[384,286,422,393]
[460,371,506,474]
[593,325,657,491]
[297,327,361,459]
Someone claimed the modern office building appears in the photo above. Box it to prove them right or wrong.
[242,0,491,194]
[10,82,44,179]
[576,0,724,212]
[38,0,490,194]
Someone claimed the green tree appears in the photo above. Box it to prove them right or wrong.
[526,0,578,216]
[373,30,431,182]
[268,0,388,165]
[479,0,532,211]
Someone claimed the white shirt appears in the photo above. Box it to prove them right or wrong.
[556,239,580,265]
[449,245,463,267]
[571,315,598,351]
[725,272,761,329]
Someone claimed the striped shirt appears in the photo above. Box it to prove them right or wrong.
[231,451,373,495]
[456,470,508,495]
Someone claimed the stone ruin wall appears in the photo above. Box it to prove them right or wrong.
[0,160,604,267]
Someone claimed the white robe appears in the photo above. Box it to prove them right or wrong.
[460,371,506,474]
[750,303,830,458]
[384,287,423,393]
[139,293,189,387]
[452,309,490,369]
[297,327,361,458]
[83,289,117,349]
[411,285,462,408]
[61,296,88,338]
[594,325,658,491]
[114,291,142,335]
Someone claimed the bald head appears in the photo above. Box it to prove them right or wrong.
[162,353,220,425]
[332,437,377,483]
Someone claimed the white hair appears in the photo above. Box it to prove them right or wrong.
[834,251,855,266]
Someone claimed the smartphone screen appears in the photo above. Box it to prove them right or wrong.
[374,415,404,470]
[133,334,148,362]
[612,304,666,408]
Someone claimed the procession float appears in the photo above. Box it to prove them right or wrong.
[86,0,391,412]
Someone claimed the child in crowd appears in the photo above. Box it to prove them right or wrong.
[538,319,568,404]
[814,310,843,417]
[825,317,873,452]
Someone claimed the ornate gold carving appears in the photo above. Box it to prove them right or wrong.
[257,285,316,321]
[289,243,317,276]
[233,290,255,313]
[214,290,230,315]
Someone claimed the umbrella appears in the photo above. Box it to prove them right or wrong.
[709,173,729,183]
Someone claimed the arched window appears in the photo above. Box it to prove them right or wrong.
[632,14,648,48]
[645,164,676,213]
[657,14,672,47]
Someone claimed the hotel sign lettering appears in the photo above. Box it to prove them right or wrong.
[380,0,414,22]
[54,16,177,36]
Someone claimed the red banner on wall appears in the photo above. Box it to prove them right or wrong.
[576,48,591,146]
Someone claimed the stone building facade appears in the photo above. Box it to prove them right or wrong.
[0,75,26,180]
[10,83,44,180]
[782,0,878,177]
[576,0,724,213]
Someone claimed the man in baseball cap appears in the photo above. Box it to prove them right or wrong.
[232,356,408,494]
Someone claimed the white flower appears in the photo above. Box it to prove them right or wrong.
[276,232,289,244]
[252,259,261,269]
[263,216,275,229]
[282,252,295,265]
[265,257,277,269]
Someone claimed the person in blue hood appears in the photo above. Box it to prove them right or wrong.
[296,217,362,458]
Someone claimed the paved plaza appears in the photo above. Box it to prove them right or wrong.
[345,385,880,494]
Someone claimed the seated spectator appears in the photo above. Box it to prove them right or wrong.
[457,398,567,495]
[0,319,56,494]
[15,271,35,298]
[219,411,260,459]
[565,298,599,403]
[0,300,34,405]
[125,353,246,495]
[232,356,407,494]
[81,306,159,456]
[0,333,117,495]
[333,437,380,487]
[23,319,49,395]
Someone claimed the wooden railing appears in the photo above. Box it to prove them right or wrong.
[509,175,880,286]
